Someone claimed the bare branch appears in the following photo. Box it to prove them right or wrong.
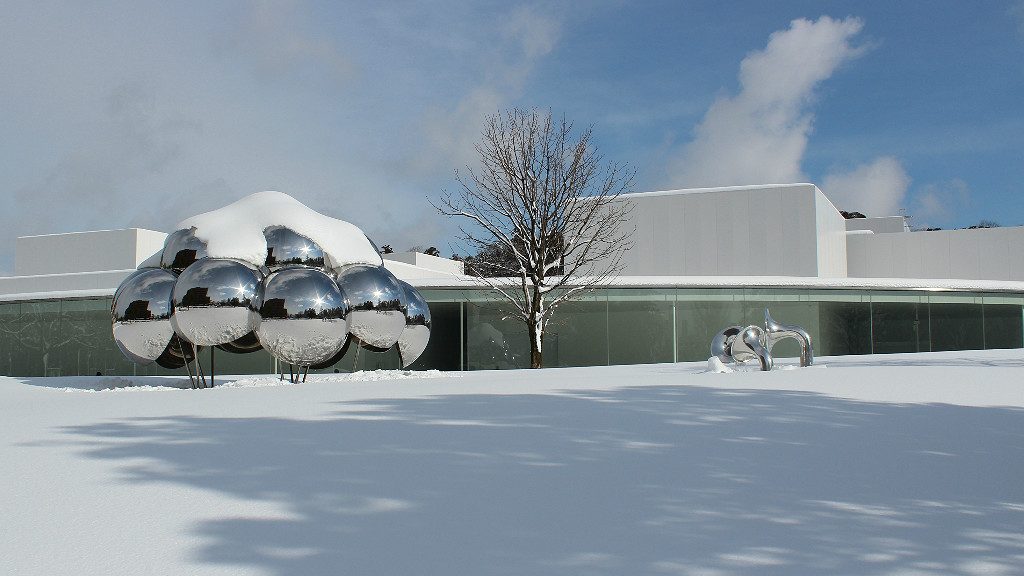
[434,108,635,368]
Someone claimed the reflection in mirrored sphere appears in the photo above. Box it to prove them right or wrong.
[336,264,407,351]
[112,268,178,365]
[396,279,431,367]
[256,267,350,366]
[307,338,353,370]
[155,336,198,369]
[112,268,159,312]
[264,227,326,270]
[216,331,263,354]
[171,258,262,346]
[161,228,208,272]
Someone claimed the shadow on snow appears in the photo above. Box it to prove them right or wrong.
[54,385,1024,575]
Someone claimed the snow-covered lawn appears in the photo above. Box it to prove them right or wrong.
[2,350,1023,575]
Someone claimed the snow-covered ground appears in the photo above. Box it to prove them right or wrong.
[2,350,1023,575]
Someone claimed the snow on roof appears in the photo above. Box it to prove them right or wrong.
[178,191,383,268]
[617,182,817,199]
[407,274,1024,293]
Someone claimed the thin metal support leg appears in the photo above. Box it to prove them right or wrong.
[177,337,196,389]
[193,342,208,388]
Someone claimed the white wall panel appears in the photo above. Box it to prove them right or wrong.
[16,229,167,276]
[815,191,847,277]
[848,226,1024,281]
[614,184,827,277]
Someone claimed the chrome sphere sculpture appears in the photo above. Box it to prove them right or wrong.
[264,227,326,270]
[217,331,263,354]
[111,268,178,365]
[335,264,408,352]
[155,336,198,369]
[111,192,433,385]
[161,228,208,272]
[256,267,350,366]
[711,308,813,371]
[396,278,431,367]
[170,258,263,347]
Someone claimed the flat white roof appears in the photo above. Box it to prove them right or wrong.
[617,182,817,199]
[408,275,1024,294]
[15,227,165,240]
[3,274,1022,302]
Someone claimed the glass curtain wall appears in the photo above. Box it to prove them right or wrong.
[0,287,1022,376]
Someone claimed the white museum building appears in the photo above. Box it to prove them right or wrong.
[1,183,1023,376]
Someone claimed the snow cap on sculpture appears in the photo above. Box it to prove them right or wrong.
[175,191,383,270]
[112,191,431,380]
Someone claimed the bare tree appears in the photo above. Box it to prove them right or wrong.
[436,108,634,368]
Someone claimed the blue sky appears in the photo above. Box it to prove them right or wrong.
[1,1,1022,271]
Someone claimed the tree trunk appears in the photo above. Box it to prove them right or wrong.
[528,319,543,368]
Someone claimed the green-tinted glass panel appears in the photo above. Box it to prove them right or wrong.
[929,303,984,351]
[608,297,673,365]
[677,300,745,362]
[743,300,818,359]
[676,288,741,302]
[871,301,928,354]
[818,301,871,356]
[546,299,608,367]
[464,301,529,370]
[984,304,1023,350]
[207,346,275,376]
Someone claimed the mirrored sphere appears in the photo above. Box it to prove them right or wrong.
[336,264,407,351]
[216,331,263,354]
[161,228,209,272]
[112,268,159,312]
[396,279,431,367]
[307,337,352,370]
[256,267,350,366]
[112,268,178,365]
[264,227,326,270]
[155,336,198,369]
[171,258,262,346]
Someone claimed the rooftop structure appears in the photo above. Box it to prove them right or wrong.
[0,183,1022,377]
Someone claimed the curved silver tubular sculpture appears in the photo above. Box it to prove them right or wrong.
[711,325,743,364]
[710,308,813,371]
[729,325,773,371]
[111,194,433,386]
[764,309,813,367]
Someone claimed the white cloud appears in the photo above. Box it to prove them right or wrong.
[417,5,562,172]
[910,179,972,227]
[1011,1,1024,37]
[667,16,866,187]
[822,157,910,216]
[225,0,355,82]
[0,2,569,272]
